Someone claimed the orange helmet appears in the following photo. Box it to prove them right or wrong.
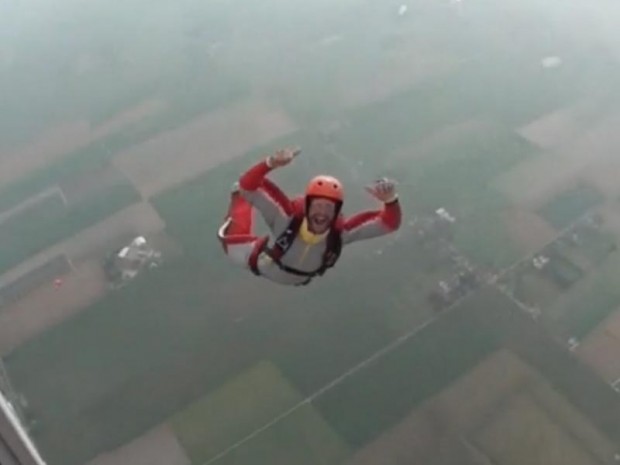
[305,175,344,202]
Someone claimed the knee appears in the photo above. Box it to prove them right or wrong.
[220,237,255,268]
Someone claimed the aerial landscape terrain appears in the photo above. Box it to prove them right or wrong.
[1,0,620,464]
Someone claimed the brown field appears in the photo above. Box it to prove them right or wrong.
[516,100,594,150]
[0,255,71,308]
[0,259,107,357]
[346,349,618,465]
[85,424,190,465]
[383,119,492,169]
[63,201,166,263]
[493,154,583,209]
[583,159,620,199]
[0,186,64,226]
[91,99,165,139]
[515,272,562,309]
[551,112,620,163]
[495,111,620,209]
[526,378,620,463]
[473,392,599,465]
[345,350,527,465]
[59,163,135,206]
[502,207,557,253]
[112,98,298,199]
[340,42,463,109]
[0,122,92,189]
[576,308,620,384]
[597,205,620,238]
[0,99,164,192]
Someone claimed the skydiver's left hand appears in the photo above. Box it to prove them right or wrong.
[365,177,398,203]
[266,147,301,169]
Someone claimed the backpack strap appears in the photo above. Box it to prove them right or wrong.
[268,214,304,263]
[315,223,342,276]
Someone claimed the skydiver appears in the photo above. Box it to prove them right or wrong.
[217,147,402,286]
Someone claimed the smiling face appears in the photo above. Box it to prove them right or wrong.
[307,197,338,234]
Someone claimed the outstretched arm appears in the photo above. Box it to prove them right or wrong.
[341,178,402,245]
[238,148,299,232]
[341,199,401,244]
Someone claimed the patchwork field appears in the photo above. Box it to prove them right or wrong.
[0,200,168,359]
[4,3,620,465]
[576,308,620,385]
[340,41,464,109]
[0,199,165,288]
[170,361,350,465]
[502,207,557,253]
[0,100,164,193]
[86,425,190,465]
[0,165,140,275]
[496,111,620,210]
[346,349,618,465]
[0,259,107,357]
[537,184,605,230]
[0,255,71,308]
[515,99,599,151]
[473,392,600,465]
[112,99,298,199]
[544,251,620,340]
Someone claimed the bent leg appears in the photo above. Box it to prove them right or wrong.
[218,190,260,269]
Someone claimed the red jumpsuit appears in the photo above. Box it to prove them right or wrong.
[219,159,402,285]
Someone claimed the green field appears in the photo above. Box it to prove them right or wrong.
[399,134,533,208]
[470,287,620,445]
[170,361,350,465]
[546,252,620,339]
[314,300,500,447]
[3,247,404,465]
[0,181,139,274]
[0,80,248,216]
[452,199,522,270]
[538,185,605,230]
[554,227,617,270]
[209,404,350,465]
[4,259,270,465]
[512,271,563,309]
[0,193,67,270]
[385,125,535,269]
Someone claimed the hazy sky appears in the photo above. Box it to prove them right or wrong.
[2,0,620,150]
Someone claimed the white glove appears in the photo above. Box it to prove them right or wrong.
[266,147,301,168]
[365,177,398,203]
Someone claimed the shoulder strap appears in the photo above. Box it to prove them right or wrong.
[269,214,304,262]
[316,226,342,276]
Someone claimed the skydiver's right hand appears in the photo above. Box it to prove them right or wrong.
[266,147,300,169]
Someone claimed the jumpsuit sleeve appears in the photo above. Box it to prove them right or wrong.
[341,198,402,245]
[238,158,293,232]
